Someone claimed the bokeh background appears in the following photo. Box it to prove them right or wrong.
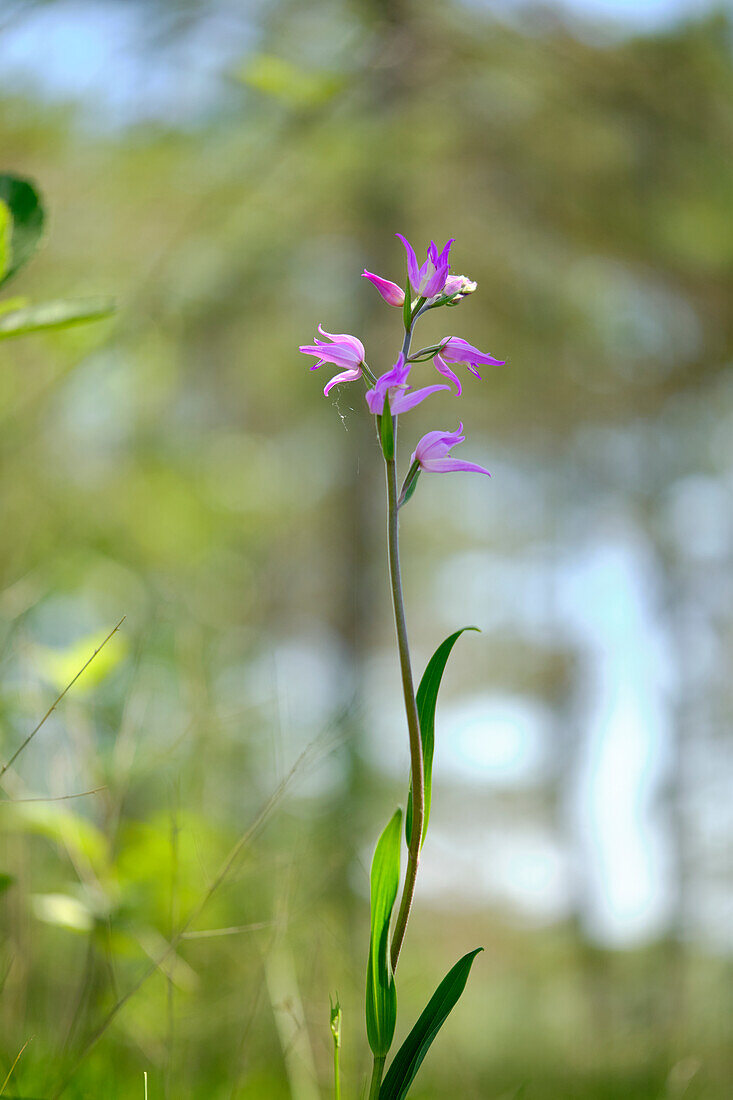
[1,0,732,1097]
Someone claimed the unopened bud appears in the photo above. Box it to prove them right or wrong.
[442,274,477,302]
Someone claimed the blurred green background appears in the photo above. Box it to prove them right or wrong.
[1,0,732,1096]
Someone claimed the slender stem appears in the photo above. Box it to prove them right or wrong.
[385,450,424,972]
[333,1042,341,1100]
[368,1054,386,1100]
[385,307,429,974]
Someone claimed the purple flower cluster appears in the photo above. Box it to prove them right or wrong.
[299,234,505,486]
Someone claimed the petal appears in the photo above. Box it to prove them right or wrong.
[441,337,504,367]
[390,384,450,414]
[437,239,455,265]
[421,457,491,476]
[318,348,367,369]
[361,270,405,307]
[324,367,362,396]
[433,353,462,395]
[365,385,387,414]
[411,423,465,465]
[317,324,365,360]
[396,233,420,290]
[374,353,410,392]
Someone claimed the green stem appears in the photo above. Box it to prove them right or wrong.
[385,449,424,972]
[385,301,428,974]
[334,1042,341,1100]
[369,1054,386,1100]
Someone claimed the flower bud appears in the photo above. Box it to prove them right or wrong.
[442,275,477,302]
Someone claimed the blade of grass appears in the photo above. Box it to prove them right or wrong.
[0,786,107,803]
[0,618,125,780]
[0,1036,32,1095]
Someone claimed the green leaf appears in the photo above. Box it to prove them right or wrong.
[239,54,343,108]
[0,174,45,287]
[402,276,412,330]
[0,296,29,317]
[0,297,115,341]
[366,808,402,1058]
[406,627,479,847]
[33,626,127,694]
[0,872,14,895]
[31,892,95,933]
[0,201,11,284]
[379,407,395,461]
[398,462,420,508]
[380,948,483,1100]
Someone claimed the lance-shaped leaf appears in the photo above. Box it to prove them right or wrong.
[366,808,402,1057]
[0,174,44,288]
[380,948,483,1100]
[402,276,412,330]
[0,297,115,341]
[0,201,11,284]
[406,627,479,847]
[379,407,395,461]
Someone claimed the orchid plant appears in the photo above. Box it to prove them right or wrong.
[300,234,504,1099]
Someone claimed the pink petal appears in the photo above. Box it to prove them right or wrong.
[361,270,405,307]
[421,457,491,476]
[317,325,365,360]
[391,384,450,414]
[324,367,362,396]
[396,233,420,290]
[433,353,462,395]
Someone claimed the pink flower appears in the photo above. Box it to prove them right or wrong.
[396,234,454,299]
[433,337,505,395]
[299,324,366,396]
[365,354,449,416]
[411,423,491,477]
[361,270,405,307]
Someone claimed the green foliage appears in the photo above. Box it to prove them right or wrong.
[406,628,479,846]
[0,297,114,340]
[33,627,127,693]
[239,54,343,107]
[7,802,109,870]
[0,202,11,284]
[0,174,44,288]
[366,809,402,1058]
[379,409,395,461]
[0,172,112,341]
[380,948,483,1100]
[402,278,412,330]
